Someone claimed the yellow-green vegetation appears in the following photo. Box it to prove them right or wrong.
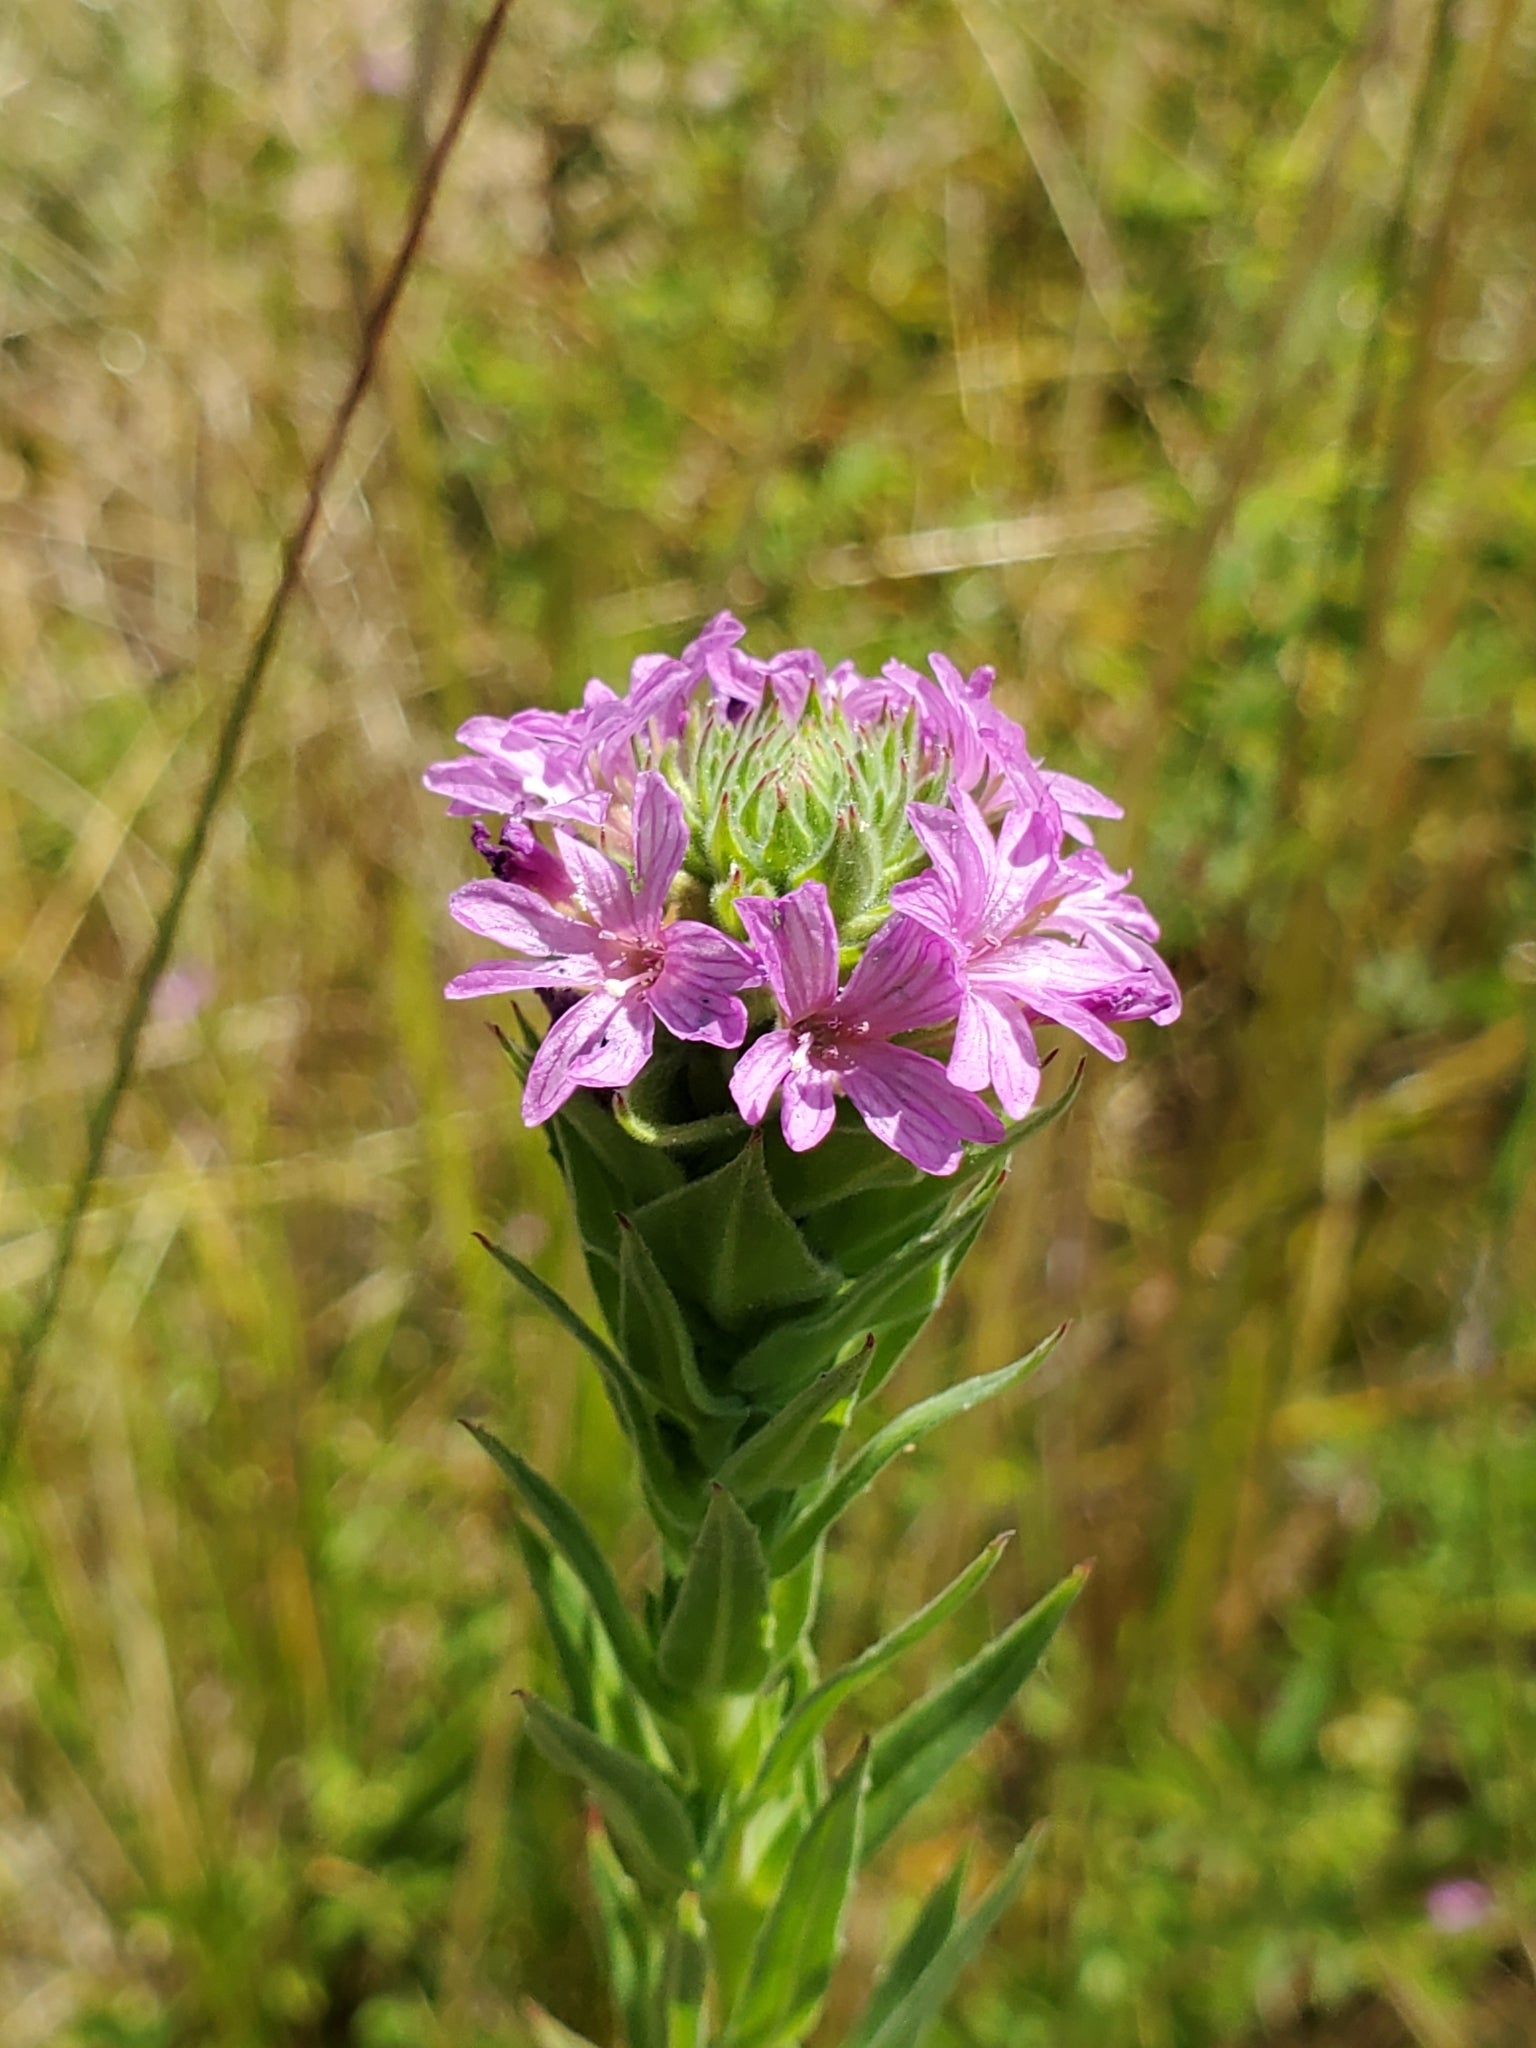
[3,0,1534,2043]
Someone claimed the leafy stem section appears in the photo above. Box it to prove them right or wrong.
[475,1071,1085,2044]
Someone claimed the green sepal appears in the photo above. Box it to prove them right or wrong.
[464,1423,663,1710]
[772,1326,1064,1574]
[731,1195,993,1401]
[658,1485,773,1696]
[520,1693,698,1904]
[724,1741,870,2048]
[862,1570,1086,1862]
[620,1218,743,1426]
[846,1834,1040,2048]
[633,1136,838,1331]
[714,1345,870,1505]
[764,1120,922,1218]
[749,1534,1011,1806]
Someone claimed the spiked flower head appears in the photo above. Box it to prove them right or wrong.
[429,614,1178,1515]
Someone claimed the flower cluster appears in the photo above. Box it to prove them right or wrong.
[428,614,1178,1175]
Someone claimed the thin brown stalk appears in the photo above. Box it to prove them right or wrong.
[0,0,517,1479]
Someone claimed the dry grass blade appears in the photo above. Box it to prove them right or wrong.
[0,0,518,1479]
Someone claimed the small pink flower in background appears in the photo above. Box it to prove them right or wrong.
[730,882,1002,1175]
[446,773,759,1124]
[1424,1879,1494,1934]
[151,962,215,1025]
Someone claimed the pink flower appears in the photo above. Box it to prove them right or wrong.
[445,773,759,1125]
[893,790,1180,1116]
[729,882,1002,1175]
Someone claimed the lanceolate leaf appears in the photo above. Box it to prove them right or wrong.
[846,1835,1040,2048]
[862,1571,1086,1861]
[749,1534,1012,1805]
[633,1136,838,1329]
[521,2000,603,2048]
[843,1853,968,2048]
[520,1694,698,1904]
[726,1743,870,2048]
[714,1345,870,1505]
[658,1486,773,1696]
[464,1423,662,1708]
[514,1523,662,1764]
[475,1234,624,1379]
[732,1196,996,1401]
[771,1327,1064,1574]
[619,1218,743,1424]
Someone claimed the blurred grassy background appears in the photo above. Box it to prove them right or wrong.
[3,0,1535,2042]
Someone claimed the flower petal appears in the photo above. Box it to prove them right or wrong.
[950,992,1041,1120]
[521,994,624,1125]
[650,922,758,1047]
[446,957,601,999]
[554,829,636,934]
[729,1030,796,1125]
[630,771,689,930]
[449,878,604,957]
[842,1042,1003,1175]
[780,1061,838,1153]
[837,915,960,1038]
[737,882,840,1023]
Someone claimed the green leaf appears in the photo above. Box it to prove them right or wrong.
[520,1693,698,1903]
[474,1233,624,1379]
[658,1486,773,1696]
[587,1826,665,2048]
[633,1136,838,1330]
[513,1520,600,1732]
[664,1891,711,2048]
[725,1742,870,2048]
[557,1085,687,1204]
[620,1218,743,1424]
[771,1327,1064,1574]
[714,1345,871,1505]
[846,1835,1040,2048]
[764,1120,922,1216]
[749,1534,1011,1805]
[732,1196,995,1401]
[514,1523,662,1763]
[521,2000,603,2048]
[970,1059,1083,1165]
[464,1423,662,1708]
[862,1572,1086,1861]
[844,1853,968,2048]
